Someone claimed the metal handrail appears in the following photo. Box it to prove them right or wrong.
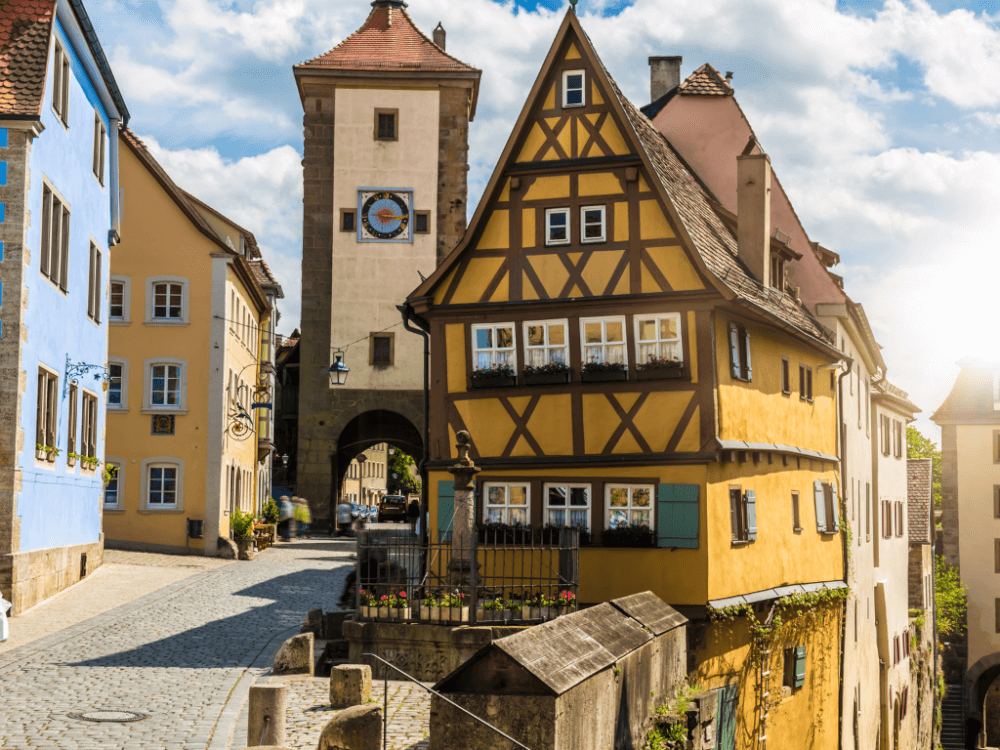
[361,652,533,750]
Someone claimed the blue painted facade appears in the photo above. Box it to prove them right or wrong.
[14,14,117,553]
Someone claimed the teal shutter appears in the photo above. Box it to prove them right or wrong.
[814,480,826,532]
[728,324,740,379]
[793,646,806,687]
[742,328,753,381]
[830,482,840,531]
[717,685,738,750]
[745,490,757,541]
[437,480,455,543]
[657,484,700,548]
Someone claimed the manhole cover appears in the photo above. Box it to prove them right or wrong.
[68,710,149,723]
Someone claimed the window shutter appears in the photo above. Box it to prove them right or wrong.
[793,646,806,687]
[830,482,840,531]
[729,323,740,379]
[814,480,826,532]
[742,328,753,381]
[437,480,455,543]
[657,483,700,548]
[745,490,757,541]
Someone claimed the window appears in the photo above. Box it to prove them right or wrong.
[472,323,516,370]
[607,485,652,528]
[544,483,591,530]
[729,486,757,542]
[866,483,871,541]
[581,316,626,366]
[814,481,838,533]
[52,39,70,125]
[148,465,177,507]
[881,415,891,456]
[784,646,805,689]
[372,336,391,365]
[415,211,430,234]
[35,367,58,458]
[635,313,681,366]
[484,483,529,524]
[562,70,585,107]
[145,277,189,324]
[770,254,784,290]
[140,457,184,510]
[81,391,98,460]
[728,322,752,381]
[792,491,801,531]
[375,109,398,141]
[894,420,903,459]
[109,278,128,321]
[524,320,568,368]
[40,183,70,290]
[781,357,790,395]
[93,113,106,184]
[995,486,1000,518]
[865,381,870,436]
[799,364,813,402]
[341,210,355,232]
[87,243,102,322]
[545,208,570,246]
[151,365,180,407]
[896,500,904,537]
[66,383,77,462]
[154,283,181,319]
[104,461,122,509]
[580,205,606,243]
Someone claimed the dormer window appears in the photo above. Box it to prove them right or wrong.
[770,255,784,290]
[562,70,585,108]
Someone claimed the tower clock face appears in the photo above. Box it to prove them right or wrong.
[358,189,413,243]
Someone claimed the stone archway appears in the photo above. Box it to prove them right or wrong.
[965,653,1000,747]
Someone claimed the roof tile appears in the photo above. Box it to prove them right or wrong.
[0,0,55,118]
[679,63,733,97]
[907,458,933,544]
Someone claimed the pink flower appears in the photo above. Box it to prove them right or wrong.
[399,591,407,599]
[381,595,389,601]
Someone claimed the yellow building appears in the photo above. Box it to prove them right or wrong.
[103,130,279,555]
[406,10,845,749]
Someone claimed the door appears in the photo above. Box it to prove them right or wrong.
[717,684,739,750]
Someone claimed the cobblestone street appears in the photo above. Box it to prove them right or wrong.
[0,538,397,750]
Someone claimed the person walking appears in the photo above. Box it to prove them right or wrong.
[296,498,312,538]
[407,498,420,534]
[278,496,294,540]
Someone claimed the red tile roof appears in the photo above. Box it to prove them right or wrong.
[297,4,477,73]
[679,63,733,97]
[249,258,284,299]
[0,0,56,118]
[907,458,933,545]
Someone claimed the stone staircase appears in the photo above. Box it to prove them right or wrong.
[940,684,966,749]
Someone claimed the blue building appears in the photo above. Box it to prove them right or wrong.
[0,0,128,613]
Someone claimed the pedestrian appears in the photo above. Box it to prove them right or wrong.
[407,498,420,534]
[0,594,10,643]
[296,498,312,538]
[278,495,293,540]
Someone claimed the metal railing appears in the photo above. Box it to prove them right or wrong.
[361,652,533,750]
[355,527,580,626]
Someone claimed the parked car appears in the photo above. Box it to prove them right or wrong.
[378,494,408,523]
[335,503,353,536]
[367,506,378,521]
[350,503,360,519]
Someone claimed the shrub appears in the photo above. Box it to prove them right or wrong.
[230,508,256,540]
[261,499,279,524]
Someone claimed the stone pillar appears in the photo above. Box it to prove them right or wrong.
[247,684,287,747]
[447,431,479,589]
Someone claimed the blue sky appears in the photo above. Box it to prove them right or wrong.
[85,0,1000,439]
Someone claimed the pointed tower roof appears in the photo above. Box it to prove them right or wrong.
[932,360,1000,424]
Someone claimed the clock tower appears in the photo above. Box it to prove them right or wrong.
[292,0,481,527]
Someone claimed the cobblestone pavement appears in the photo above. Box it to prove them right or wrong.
[0,538,355,750]
[279,674,431,750]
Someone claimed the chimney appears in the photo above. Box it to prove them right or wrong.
[736,153,772,288]
[433,22,446,51]
[648,56,682,102]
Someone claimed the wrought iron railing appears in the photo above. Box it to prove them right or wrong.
[355,527,580,626]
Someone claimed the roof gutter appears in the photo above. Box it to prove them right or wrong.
[64,0,129,126]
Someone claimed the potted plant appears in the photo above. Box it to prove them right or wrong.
[230,508,257,560]
[470,363,516,389]
[79,455,101,472]
[440,592,470,623]
[555,590,577,613]
[601,523,656,548]
[66,451,78,468]
[420,595,441,622]
[358,589,378,619]
[478,597,507,622]
[102,464,119,488]
[505,597,524,622]
[385,590,411,620]
[36,443,59,462]
[538,524,591,546]
[635,356,685,381]
[522,592,556,621]
[523,361,571,386]
[580,360,627,383]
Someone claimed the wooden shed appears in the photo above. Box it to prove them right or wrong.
[429,592,687,750]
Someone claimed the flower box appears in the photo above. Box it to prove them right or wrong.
[35,449,48,461]
[67,455,77,467]
[478,608,508,622]
[636,362,685,380]
[523,371,570,386]
[521,606,556,621]
[470,374,516,389]
[581,369,627,383]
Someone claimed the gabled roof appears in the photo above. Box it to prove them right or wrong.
[181,189,262,259]
[0,0,56,118]
[932,361,1000,424]
[678,63,733,97]
[248,259,284,299]
[907,458,933,545]
[871,376,920,416]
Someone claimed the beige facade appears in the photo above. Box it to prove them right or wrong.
[340,442,388,508]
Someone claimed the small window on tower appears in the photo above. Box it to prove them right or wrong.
[375,109,399,141]
[415,211,430,234]
[341,210,356,233]
[563,70,585,108]
[370,332,395,366]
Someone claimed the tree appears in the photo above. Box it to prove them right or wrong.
[907,426,942,510]
[388,449,421,495]
[935,555,968,636]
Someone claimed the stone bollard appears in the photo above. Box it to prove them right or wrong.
[273,632,314,676]
[247,684,287,747]
[329,664,371,708]
[318,705,382,750]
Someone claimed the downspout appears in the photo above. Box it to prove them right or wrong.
[398,302,430,548]
[836,357,853,750]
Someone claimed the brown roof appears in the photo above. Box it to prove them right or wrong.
[907,458,933,545]
[871,377,920,416]
[249,258,284,299]
[678,63,733,97]
[297,4,476,74]
[0,0,56,118]
[932,361,1000,423]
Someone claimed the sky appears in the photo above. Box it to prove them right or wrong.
[85,0,1000,441]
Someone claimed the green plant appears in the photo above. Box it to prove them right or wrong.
[388,449,421,494]
[481,598,504,611]
[523,361,571,376]
[556,590,576,608]
[908,426,943,510]
[35,443,60,456]
[261,499,279,524]
[422,595,440,608]
[102,463,119,487]
[359,589,378,607]
[470,363,515,380]
[230,508,256,540]
[614,665,621,676]
[635,356,683,372]
[581,360,627,374]
[935,555,968,636]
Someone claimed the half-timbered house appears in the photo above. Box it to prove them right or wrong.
[406,10,846,748]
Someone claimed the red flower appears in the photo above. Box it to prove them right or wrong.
[381,595,389,601]
[399,591,407,599]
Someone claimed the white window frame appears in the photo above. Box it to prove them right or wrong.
[580,316,627,367]
[104,457,124,510]
[562,69,585,108]
[543,482,592,530]
[145,276,190,325]
[634,312,683,366]
[109,276,131,324]
[107,357,129,411]
[140,457,184,511]
[580,205,606,244]
[605,484,654,529]
[483,482,531,525]
[143,357,188,414]
[523,319,569,369]
[545,207,571,246]
[471,323,517,371]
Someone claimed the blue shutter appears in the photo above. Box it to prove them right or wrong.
[793,646,806,687]
[814,480,826,532]
[437,480,455,543]
[830,482,840,532]
[728,324,740,379]
[745,489,757,541]
[657,483,700,548]
[742,328,753,381]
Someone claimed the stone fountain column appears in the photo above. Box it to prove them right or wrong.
[447,431,479,590]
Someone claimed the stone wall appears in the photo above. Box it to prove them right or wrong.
[909,544,929,610]
[430,693,558,750]
[3,536,103,614]
[436,85,471,267]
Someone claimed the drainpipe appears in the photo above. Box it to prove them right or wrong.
[835,357,853,750]
[398,302,430,548]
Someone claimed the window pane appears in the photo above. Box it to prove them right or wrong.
[496,327,513,348]
[610,488,628,507]
[570,487,588,506]
[567,74,583,90]
[476,352,493,369]
[585,322,603,344]
[475,328,492,349]
[606,321,623,342]
[548,509,566,526]
[549,212,567,227]
[609,509,628,527]
[632,510,650,527]
[527,326,545,346]
[660,317,678,339]
[569,509,588,527]
[548,486,567,507]
[487,508,504,523]
[509,507,528,524]
[638,319,656,341]
[509,486,527,506]
[584,209,602,224]
[548,324,565,346]
[488,486,506,505]
[633,488,651,508]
